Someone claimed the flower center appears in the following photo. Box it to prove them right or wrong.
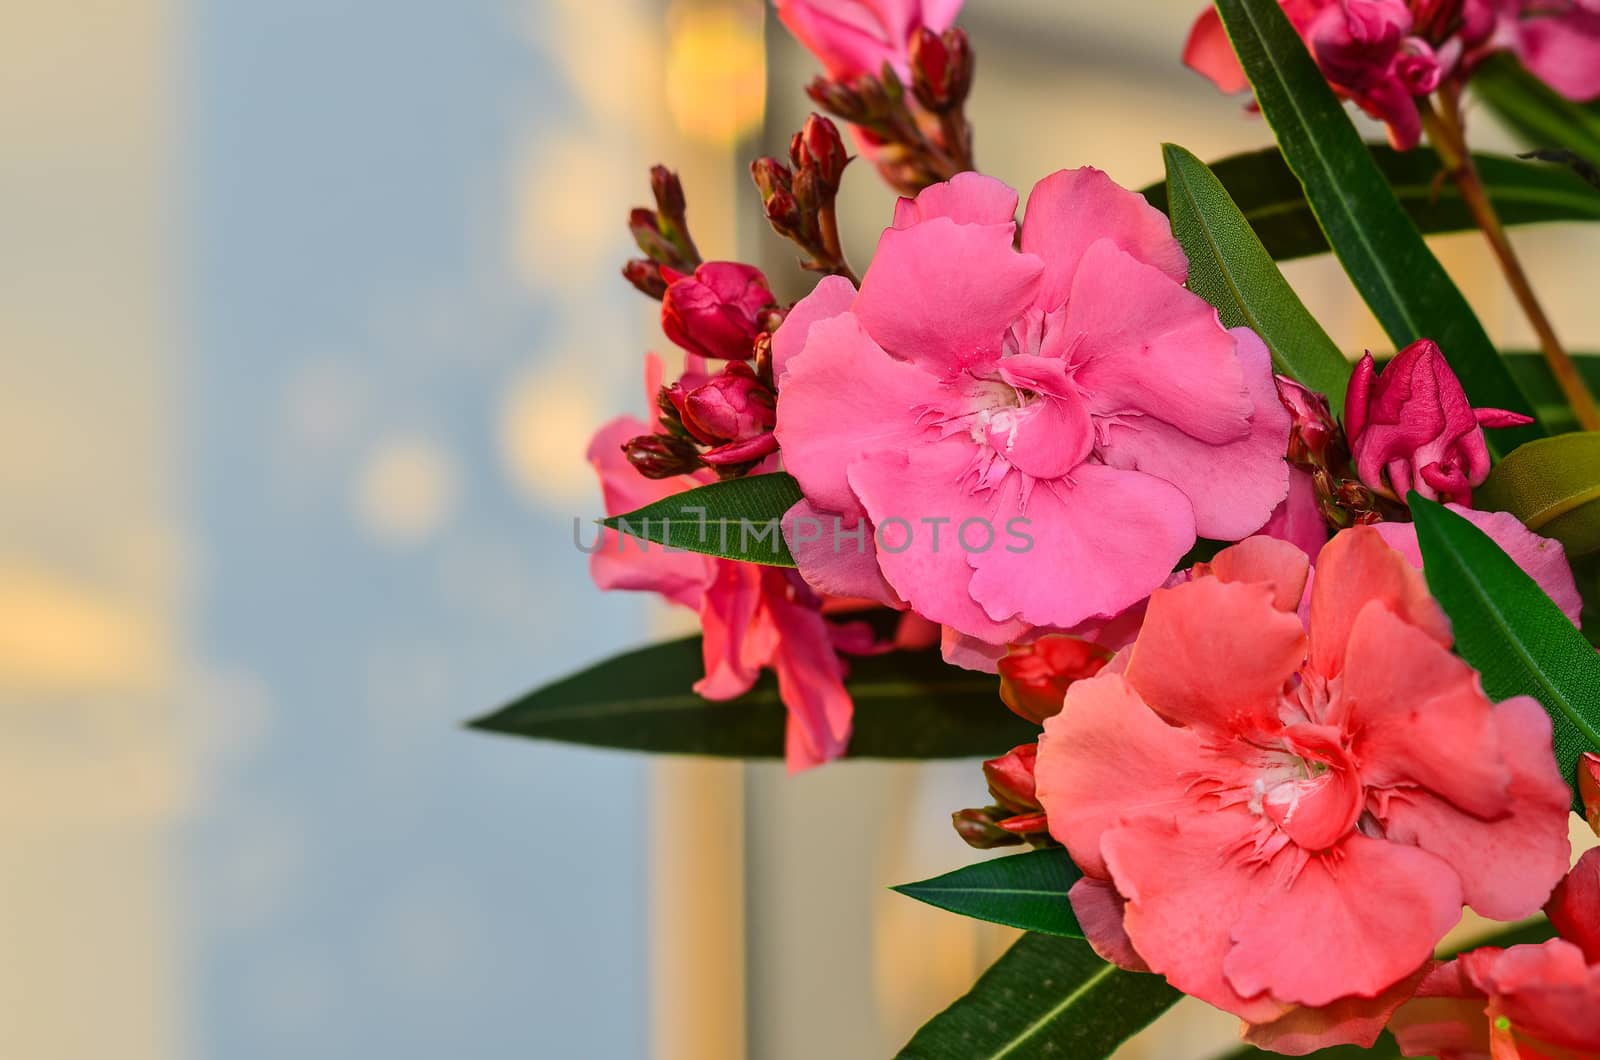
[1249,723,1364,851]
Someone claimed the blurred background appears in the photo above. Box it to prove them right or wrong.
[4,1,1596,1058]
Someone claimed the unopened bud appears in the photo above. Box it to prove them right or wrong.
[750,157,794,201]
[681,362,776,445]
[952,807,1025,850]
[997,636,1114,724]
[649,165,687,226]
[910,27,973,113]
[660,262,776,362]
[622,434,700,479]
[983,744,1041,814]
[805,76,866,122]
[621,258,669,300]
[790,114,850,192]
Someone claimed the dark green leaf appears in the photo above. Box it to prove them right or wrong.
[1474,54,1600,165]
[1143,145,1600,262]
[601,472,802,566]
[1501,351,1600,434]
[1411,494,1600,810]
[893,849,1084,937]
[1162,144,1352,414]
[1211,0,1545,451]
[1478,432,1600,557]
[470,636,1035,759]
[896,933,1180,1060]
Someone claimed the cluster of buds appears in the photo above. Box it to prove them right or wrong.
[996,636,1113,725]
[804,28,974,197]
[1275,376,1391,529]
[622,166,701,300]
[751,114,854,279]
[952,744,1054,850]
[624,359,780,480]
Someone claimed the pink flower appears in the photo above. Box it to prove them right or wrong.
[660,262,775,362]
[1582,751,1600,834]
[1389,852,1600,1058]
[588,355,855,771]
[1373,505,1584,626]
[1262,468,1332,560]
[1346,340,1533,506]
[774,169,1291,646]
[773,0,963,81]
[1034,527,1572,1041]
[1469,0,1600,102]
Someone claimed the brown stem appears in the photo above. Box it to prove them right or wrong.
[815,201,859,286]
[1419,91,1600,431]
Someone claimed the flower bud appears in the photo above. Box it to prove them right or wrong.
[628,208,680,263]
[681,363,776,445]
[910,27,973,113]
[660,262,776,361]
[622,433,701,479]
[790,114,850,192]
[983,744,1040,813]
[951,807,1025,850]
[997,636,1114,724]
[1345,340,1534,505]
[649,165,687,227]
[621,259,669,300]
[805,76,867,122]
[700,432,780,469]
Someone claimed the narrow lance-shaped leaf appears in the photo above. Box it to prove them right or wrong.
[1502,351,1600,434]
[1211,0,1545,450]
[896,933,1181,1060]
[893,848,1085,937]
[469,636,1037,759]
[1142,145,1600,263]
[1477,432,1600,558]
[1411,494,1600,810]
[1163,143,1352,414]
[601,471,802,566]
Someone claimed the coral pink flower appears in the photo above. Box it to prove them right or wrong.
[588,355,855,771]
[1373,505,1584,626]
[1470,0,1600,102]
[660,262,775,362]
[1346,340,1533,506]
[1034,527,1572,1042]
[1390,852,1600,1058]
[773,0,963,81]
[774,170,1291,646]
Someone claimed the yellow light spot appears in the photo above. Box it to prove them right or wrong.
[354,437,458,545]
[0,563,169,695]
[664,3,767,145]
[498,360,608,507]
[512,130,631,295]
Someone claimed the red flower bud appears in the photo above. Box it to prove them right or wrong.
[622,434,700,479]
[660,262,775,361]
[649,165,687,226]
[951,807,1025,850]
[621,259,669,300]
[790,113,850,192]
[700,432,780,469]
[681,363,776,445]
[1345,341,1533,506]
[983,743,1041,814]
[997,636,1114,724]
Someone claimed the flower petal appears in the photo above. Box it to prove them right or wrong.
[1020,167,1187,308]
[892,171,1019,229]
[1184,8,1250,94]
[1206,535,1312,614]
[1034,672,1209,879]
[1063,240,1254,444]
[1308,525,1450,679]
[767,574,854,771]
[1122,575,1306,737]
[1242,965,1432,1056]
[1223,835,1463,1007]
[1377,696,1572,922]
[773,311,944,519]
[1097,327,1291,540]
[782,499,902,609]
[1547,848,1600,966]
[771,274,856,385]
[853,216,1043,374]
[1068,877,1150,972]
[965,465,1197,630]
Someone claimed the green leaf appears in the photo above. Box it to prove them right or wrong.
[470,635,1036,759]
[1143,145,1600,263]
[601,472,803,566]
[1411,494,1600,810]
[893,849,1085,937]
[1501,351,1600,435]
[1162,143,1352,414]
[896,933,1180,1060]
[1478,433,1600,557]
[1211,0,1545,451]
[1474,54,1600,165]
